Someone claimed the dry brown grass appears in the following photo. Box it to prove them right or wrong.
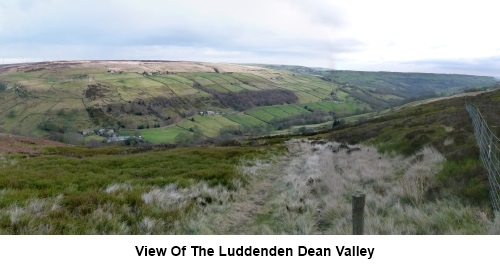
[0,133,65,155]
[223,139,499,234]
[32,60,270,74]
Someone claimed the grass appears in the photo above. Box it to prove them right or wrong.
[245,108,279,123]
[179,139,498,234]
[239,101,366,128]
[141,112,268,143]
[324,70,496,97]
[141,126,192,143]
[258,106,290,119]
[325,88,500,209]
[149,76,207,96]
[224,113,268,127]
[0,144,279,234]
[243,104,323,122]
[274,104,310,115]
[175,115,241,138]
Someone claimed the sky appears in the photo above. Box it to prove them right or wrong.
[0,0,499,77]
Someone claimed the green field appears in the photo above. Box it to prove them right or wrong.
[178,115,240,137]
[245,108,279,123]
[141,125,193,143]
[243,101,363,124]
[224,113,268,127]
[142,114,242,142]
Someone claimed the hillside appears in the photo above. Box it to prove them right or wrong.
[0,87,498,234]
[325,88,500,207]
[0,61,495,145]
[0,133,65,155]
[0,60,358,144]
[259,64,497,110]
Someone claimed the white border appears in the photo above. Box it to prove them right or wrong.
[0,235,497,265]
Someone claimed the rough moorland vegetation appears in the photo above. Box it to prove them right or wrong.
[0,143,283,234]
[326,88,500,210]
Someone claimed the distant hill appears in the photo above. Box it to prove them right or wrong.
[0,61,495,144]
[259,65,498,110]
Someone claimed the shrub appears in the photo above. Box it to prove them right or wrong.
[401,146,445,205]
[7,110,16,118]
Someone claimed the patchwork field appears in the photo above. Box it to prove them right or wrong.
[0,61,496,144]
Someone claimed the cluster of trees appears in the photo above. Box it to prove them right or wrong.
[193,81,298,111]
[84,95,190,129]
[84,84,109,100]
[86,107,111,126]
[38,119,66,134]
[113,97,177,119]
[270,111,332,130]
[174,126,204,145]
[110,96,201,121]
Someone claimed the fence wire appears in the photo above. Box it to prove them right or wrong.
[466,103,500,212]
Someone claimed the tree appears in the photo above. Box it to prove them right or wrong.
[174,133,192,145]
[297,126,308,134]
[332,119,342,128]
[0,82,7,92]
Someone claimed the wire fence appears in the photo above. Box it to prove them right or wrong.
[466,103,500,212]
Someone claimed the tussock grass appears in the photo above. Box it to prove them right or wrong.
[0,145,280,234]
[170,158,278,234]
[0,153,17,169]
[400,146,445,205]
[245,139,498,234]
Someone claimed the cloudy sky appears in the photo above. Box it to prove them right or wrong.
[1,0,499,77]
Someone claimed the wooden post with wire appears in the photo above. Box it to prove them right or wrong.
[352,191,365,235]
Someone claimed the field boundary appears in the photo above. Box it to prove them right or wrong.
[466,103,500,212]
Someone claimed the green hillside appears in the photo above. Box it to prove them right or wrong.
[259,64,497,110]
[0,61,496,145]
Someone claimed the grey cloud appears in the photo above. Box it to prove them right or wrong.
[11,0,493,76]
[401,57,500,77]
[287,0,345,28]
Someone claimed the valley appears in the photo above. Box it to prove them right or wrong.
[1,61,495,145]
[0,60,499,234]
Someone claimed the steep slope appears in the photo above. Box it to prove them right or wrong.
[259,64,497,110]
[325,88,500,208]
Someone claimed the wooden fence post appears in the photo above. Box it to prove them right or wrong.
[352,192,365,235]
